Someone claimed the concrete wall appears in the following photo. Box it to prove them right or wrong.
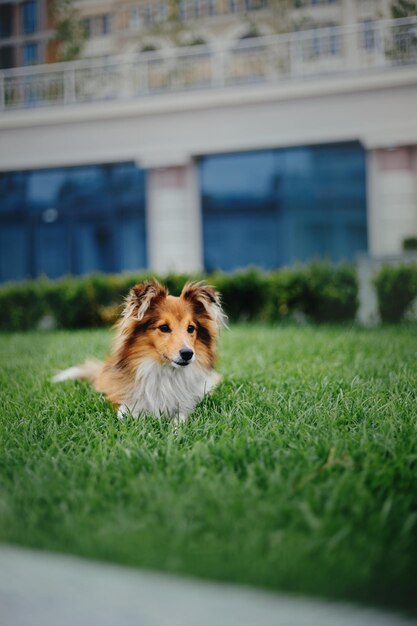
[367,147,417,255]
[147,164,203,273]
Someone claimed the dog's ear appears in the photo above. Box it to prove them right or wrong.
[122,280,167,322]
[181,281,227,328]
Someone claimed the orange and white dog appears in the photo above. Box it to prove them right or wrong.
[52,280,226,422]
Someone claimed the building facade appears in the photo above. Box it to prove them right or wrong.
[0,4,416,282]
[0,0,57,69]
[0,0,393,71]
[76,0,392,60]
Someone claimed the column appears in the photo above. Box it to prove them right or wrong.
[367,146,417,255]
[146,160,203,274]
[341,0,360,71]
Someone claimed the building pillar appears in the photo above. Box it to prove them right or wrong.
[145,160,203,274]
[367,146,417,255]
[341,0,360,70]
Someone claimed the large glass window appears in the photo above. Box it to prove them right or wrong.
[200,142,367,272]
[0,162,147,282]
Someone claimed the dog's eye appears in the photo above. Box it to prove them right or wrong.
[187,325,195,334]
[159,324,171,333]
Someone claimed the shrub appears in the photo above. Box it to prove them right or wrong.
[210,268,269,322]
[0,280,45,331]
[402,236,417,251]
[303,262,359,323]
[262,267,308,321]
[373,263,417,323]
[42,277,96,328]
[0,263,360,331]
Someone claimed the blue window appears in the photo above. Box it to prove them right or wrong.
[0,162,147,282]
[200,142,367,272]
[22,42,38,65]
[22,1,37,34]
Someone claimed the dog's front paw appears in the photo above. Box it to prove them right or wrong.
[117,404,128,420]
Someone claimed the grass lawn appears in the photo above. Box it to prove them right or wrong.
[0,324,416,610]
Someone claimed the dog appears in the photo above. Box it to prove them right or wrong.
[52,280,226,422]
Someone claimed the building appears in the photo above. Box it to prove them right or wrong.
[0,2,417,282]
[0,0,57,69]
[76,0,393,60]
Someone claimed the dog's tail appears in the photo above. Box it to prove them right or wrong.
[51,359,103,385]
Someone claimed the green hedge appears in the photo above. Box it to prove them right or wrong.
[2,261,415,330]
[373,263,417,323]
[0,263,359,331]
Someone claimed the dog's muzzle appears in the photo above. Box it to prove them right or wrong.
[172,348,194,367]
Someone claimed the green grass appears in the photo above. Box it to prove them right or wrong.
[1,324,417,609]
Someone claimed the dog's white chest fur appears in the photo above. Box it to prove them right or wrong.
[118,359,220,421]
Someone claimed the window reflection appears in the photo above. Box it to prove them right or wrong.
[0,162,147,282]
[202,151,276,211]
[200,142,367,271]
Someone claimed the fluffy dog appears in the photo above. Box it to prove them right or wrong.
[52,280,226,422]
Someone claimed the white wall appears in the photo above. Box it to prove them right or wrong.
[1,67,417,171]
[367,147,417,255]
[146,163,203,273]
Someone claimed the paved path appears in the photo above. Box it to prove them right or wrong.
[0,545,415,626]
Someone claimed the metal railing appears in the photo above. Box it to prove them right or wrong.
[1,17,416,111]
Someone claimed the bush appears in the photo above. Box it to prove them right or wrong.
[402,236,417,251]
[210,268,269,322]
[0,263,360,331]
[263,267,308,321]
[373,263,417,323]
[0,280,46,331]
[303,262,359,323]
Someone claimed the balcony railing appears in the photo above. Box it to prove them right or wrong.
[1,17,416,111]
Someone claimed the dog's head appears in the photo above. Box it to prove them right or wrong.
[115,280,226,370]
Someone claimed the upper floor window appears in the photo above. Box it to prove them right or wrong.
[178,0,219,19]
[0,4,13,38]
[102,14,111,34]
[0,45,14,69]
[193,0,202,17]
[294,0,338,6]
[83,14,112,38]
[129,3,167,29]
[22,42,39,65]
[83,18,91,37]
[208,0,217,15]
[129,7,141,30]
[361,19,375,49]
[300,23,340,59]
[245,0,268,10]
[22,1,37,34]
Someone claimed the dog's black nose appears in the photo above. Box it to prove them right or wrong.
[179,348,193,362]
